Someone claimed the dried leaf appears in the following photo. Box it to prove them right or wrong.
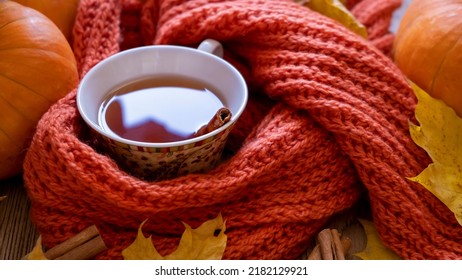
[354,219,401,260]
[296,0,368,38]
[122,213,227,260]
[121,220,162,260]
[24,236,48,260]
[408,82,462,225]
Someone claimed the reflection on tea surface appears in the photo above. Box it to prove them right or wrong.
[99,75,224,143]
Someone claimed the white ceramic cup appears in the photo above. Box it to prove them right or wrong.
[77,39,248,180]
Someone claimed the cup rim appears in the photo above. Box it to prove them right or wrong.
[77,44,248,148]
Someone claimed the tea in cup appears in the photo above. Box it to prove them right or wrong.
[77,39,248,180]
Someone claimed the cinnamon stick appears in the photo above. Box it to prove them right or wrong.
[44,225,101,259]
[37,225,107,260]
[307,244,322,260]
[341,236,352,256]
[307,228,350,260]
[54,235,106,260]
[330,229,345,260]
[316,228,334,260]
[195,107,232,137]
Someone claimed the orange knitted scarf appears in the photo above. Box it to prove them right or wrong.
[23,0,462,259]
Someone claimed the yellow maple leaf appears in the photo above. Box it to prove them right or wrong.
[295,0,368,38]
[354,219,401,260]
[408,82,462,226]
[24,236,49,260]
[122,213,227,260]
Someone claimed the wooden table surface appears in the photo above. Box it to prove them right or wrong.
[0,0,412,260]
[0,176,38,259]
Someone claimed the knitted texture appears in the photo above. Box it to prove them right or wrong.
[23,0,462,259]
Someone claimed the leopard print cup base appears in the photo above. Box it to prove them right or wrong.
[94,125,233,180]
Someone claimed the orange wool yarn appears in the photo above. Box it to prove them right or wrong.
[23,0,462,259]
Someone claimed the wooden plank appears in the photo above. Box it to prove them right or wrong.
[0,176,38,260]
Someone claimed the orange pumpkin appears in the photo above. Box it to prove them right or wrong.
[13,0,80,41]
[393,0,462,117]
[0,1,79,180]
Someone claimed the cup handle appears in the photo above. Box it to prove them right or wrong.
[197,39,224,58]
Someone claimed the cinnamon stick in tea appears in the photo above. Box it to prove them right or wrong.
[194,107,232,137]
